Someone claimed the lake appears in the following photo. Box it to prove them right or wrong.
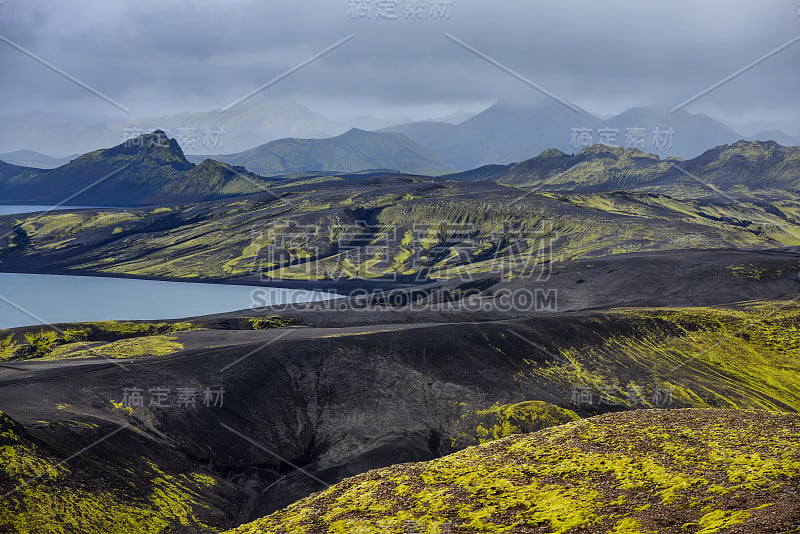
[0,205,103,216]
[0,273,337,329]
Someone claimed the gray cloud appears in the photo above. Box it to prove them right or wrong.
[0,0,798,134]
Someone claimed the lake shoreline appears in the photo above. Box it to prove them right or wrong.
[0,271,350,330]
[0,266,424,295]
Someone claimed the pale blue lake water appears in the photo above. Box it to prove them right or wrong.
[0,205,338,328]
[0,205,102,216]
[0,273,336,329]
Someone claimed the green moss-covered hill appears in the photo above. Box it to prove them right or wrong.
[0,410,235,534]
[0,131,270,205]
[226,409,800,534]
[3,169,800,283]
[493,140,800,194]
[1,298,800,532]
[200,128,453,177]
[2,134,800,283]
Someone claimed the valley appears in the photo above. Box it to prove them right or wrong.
[1,128,799,533]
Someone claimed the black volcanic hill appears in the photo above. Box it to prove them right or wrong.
[2,271,800,532]
[0,131,270,206]
[189,128,454,176]
[231,409,800,533]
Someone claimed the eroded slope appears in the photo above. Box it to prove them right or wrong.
[227,409,800,533]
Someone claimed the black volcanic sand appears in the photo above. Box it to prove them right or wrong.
[0,247,799,529]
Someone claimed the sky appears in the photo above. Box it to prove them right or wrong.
[0,0,799,135]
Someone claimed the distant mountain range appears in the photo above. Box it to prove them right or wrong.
[382,103,779,169]
[186,128,454,176]
[1,127,798,207]
[0,100,472,158]
[5,146,800,283]
[382,102,601,170]
[0,150,78,169]
[749,129,800,147]
[3,100,798,172]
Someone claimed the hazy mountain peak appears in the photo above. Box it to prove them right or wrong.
[431,110,476,124]
[341,127,372,136]
[748,130,800,146]
[0,150,77,169]
[193,128,453,176]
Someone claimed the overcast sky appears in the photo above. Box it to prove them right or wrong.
[1,0,798,134]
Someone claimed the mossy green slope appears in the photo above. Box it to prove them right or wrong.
[498,145,674,191]
[0,411,227,533]
[520,301,800,413]
[449,401,580,448]
[0,316,299,362]
[226,409,800,534]
[3,176,800,282]
[1,320,196,361]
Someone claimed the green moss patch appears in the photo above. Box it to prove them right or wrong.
[226,409,800,533]
[42,335,184,360]
[0,411,221,533]
[248,316,298,330]
[449,400,580,448]
[0,321,196,361]
[519,301,800,413]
